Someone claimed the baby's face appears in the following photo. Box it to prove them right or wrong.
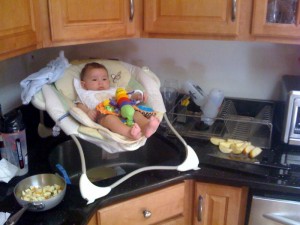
[81,68,110,91]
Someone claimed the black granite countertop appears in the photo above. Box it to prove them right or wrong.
[1,104,300,225]
[2,134,300,225]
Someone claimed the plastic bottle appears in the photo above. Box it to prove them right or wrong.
[182,80,206,107]
[201,89,224,126]
[1,109,28,176]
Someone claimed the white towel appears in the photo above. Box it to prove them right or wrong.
[0,158,18,183]
[0,212,11,225]
[20,51,70,105]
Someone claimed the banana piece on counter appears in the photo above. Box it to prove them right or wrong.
[227,139,244,144]
[243,144,255,155]
[249,147,263,159]
[210,137,226,146]
[219,141,233,153]
[231,142,251,154]
[209,137,263,159]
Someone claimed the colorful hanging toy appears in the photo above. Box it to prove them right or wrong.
[115,87,135,126]
[96,87,157,126]
[96,99,119,116]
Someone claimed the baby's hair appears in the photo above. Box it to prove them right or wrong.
[80,62,108,80]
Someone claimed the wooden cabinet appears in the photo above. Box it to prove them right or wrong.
[143,0,300,44]
[87,181,248,225]
[46,0,141,45]
[88,182,193,225]
[193,182,248,225]
[0,0,41,60]
[252,0,300,40]
[0,0,142,60]
[2,0,300,61]
[144,0,241,37]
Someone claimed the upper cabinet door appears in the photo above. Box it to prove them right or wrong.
[48,0,137,42]
[144,0,240,36]
[0,0,41,60]
[252,0,300,38]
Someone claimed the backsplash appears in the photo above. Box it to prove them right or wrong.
[1,39,300,113]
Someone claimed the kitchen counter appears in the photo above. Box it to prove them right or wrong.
[1,104,300,225]
[2,136,300,225]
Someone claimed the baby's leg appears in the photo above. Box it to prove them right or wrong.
[143,116,160,138]
[99,115,142,140]
[134,112,160,138]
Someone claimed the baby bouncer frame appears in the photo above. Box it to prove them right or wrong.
[24,53,199,204]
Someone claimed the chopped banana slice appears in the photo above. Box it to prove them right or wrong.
[219,142,233,153]
[243,145,255,155]
[232,142,251,154]
[249,147,263,159]
[209,137,263,158]
[219,141,231,148]
[227,139,244,144]
[210,137,226,146]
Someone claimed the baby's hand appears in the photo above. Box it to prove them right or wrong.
[87,109,98,121]
[131,91,148,103]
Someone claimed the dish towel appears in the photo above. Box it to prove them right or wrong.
[20,51,70,105]
[0,158,18,183]
[0,212,10,225]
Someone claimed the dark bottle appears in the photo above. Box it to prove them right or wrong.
[1,109,28,175]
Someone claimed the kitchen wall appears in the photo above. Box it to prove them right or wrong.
[1,38,300,113]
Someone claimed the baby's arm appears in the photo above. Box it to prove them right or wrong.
[76,102,98,121]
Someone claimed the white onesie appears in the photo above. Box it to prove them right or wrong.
[73,78,117,109]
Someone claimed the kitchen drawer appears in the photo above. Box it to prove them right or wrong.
[97,183,185,225]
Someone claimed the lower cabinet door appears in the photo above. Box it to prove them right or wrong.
[87,181,248,225]
[193,182,248,225]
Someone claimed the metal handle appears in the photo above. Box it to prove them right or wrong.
[197,195,203,222]
[232,0,237,22]
[6,204,30,225]
[263,213,300,225]
[129,0,134,21]
[143,210,152,218]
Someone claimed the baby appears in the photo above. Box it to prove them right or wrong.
[75,62,160,140]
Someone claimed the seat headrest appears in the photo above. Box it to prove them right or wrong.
[55,59,131,100]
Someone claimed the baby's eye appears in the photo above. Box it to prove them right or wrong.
[92,79,97,81]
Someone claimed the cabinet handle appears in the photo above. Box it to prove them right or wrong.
[143,210,152,218]
[197,195,203,222]
[129,0,134,21]
[232,0,237,22]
